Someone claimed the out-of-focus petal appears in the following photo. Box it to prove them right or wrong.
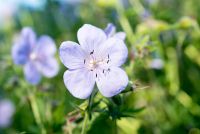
[104,23,116,37]
[0,100,15,128]
[113,32,126,41]
[99,37,128,67]
[12,27,37,65]
[12,43,30,65]
[36,57,59,78]
[77,24,107,53]
[63,69,95,99]
[96,67,128,97]
[21,27,36,49]
[35,35,56,56]
[59,41,86,69]
[23,62,41,85]
[149,58,163,69]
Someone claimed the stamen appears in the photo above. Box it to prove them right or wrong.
[90,50,94,55]
[107,60,110,64]
[108,68,110,72]
[96,73,97,78]
[106,54,110,64]
[103,69,105,73]
[84,59,86,64]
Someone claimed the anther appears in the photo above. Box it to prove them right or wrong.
[90,50,94,55]
[103,69,105,73]
[84,59,86,64]
[107,60,110,64]
[108,54,110,59]
[96,73,97,78]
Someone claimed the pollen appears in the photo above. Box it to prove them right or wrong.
[88,59,98,69]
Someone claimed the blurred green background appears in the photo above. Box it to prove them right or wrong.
[0,0,200,133]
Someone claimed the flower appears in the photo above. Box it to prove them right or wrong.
[12,27,59,85]
[149,58,164,69]
[59,24,128,99]
[104,23,126,41]
[0,99,15,128]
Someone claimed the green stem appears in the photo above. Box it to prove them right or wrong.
[116,0,136,45]
[129,0,146,17]
[81,89,98,134]
[81,112,88,134]
[28,89,46,134]
[114,119,118,134]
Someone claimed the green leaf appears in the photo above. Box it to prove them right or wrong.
[87,114,116,134]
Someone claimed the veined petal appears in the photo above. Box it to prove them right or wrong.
[96,67,128,97]
[36,57,59,78]
[35,35,56,56]
[59,41,86,69]
[99,37,128,67]
[24,62,41,85]
[63,69,95,99]
[77,24,107,53]
[113,32,126,41]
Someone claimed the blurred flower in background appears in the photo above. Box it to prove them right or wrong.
[19,0,46,9]
[0,0,46,27]
[59,0,82,4]
[145,0,157,5]
[0,100,15,128]
[12,27,59,85]
[0,0,19,26]
[149,58,164,70]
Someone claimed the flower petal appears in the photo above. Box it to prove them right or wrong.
[63,69,95,99]
[113,32,126,41]
[96,67,128,97]
[36,57,59,78]
[12,42,30,65]
[24,62,41,85]
[77,24,107,53]
[21,27,36,49]
[59,41,86,69]
[12,27,36,65]
[0,100,15,128]
[99,37,128,67]
[35,35,56,56]
[104,23,116,37]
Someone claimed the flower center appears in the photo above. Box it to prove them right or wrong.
[84,50,111,74]
[88,59,104,70]
[89,60,98,69]
[29,52,37,61]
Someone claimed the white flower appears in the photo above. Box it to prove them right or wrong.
[59,24,129,99]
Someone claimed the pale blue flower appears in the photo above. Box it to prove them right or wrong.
[59,24,128,99]
[12,27,59,85]
[104,23,126,41]
[0,100,15,128]
[149,58,163,69]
